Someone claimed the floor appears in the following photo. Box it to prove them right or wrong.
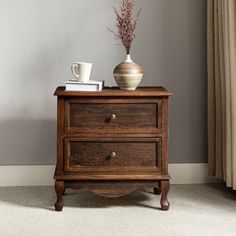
[0,184,235,236]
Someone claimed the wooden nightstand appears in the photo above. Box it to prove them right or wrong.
[54,87,171,211]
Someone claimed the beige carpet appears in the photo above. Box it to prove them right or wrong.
[0,184,235,236]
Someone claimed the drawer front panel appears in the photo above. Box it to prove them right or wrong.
[65,99,161,133]
[64,138,161,172]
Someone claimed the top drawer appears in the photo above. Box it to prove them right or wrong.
[65,98,162,134]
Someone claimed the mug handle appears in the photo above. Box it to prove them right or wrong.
[71,64,80,78]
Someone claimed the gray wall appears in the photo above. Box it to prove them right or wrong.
[0,0,207,165]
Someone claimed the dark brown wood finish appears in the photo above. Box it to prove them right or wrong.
[54,87,171,211]
[54,86,172,97]
[56,97,65,176]
[64,138,161,172]
[54,180,64,211]
[66,100,159,134]
[160,180,170,210]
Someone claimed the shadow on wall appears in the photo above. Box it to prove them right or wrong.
[0,119,56,165]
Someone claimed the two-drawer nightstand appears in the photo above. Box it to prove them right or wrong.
[54,87,171,211]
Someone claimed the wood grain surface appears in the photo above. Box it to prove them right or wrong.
[64,138,161,172]
[54,87,171,210]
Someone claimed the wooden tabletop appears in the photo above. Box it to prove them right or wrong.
[54,86,172,97]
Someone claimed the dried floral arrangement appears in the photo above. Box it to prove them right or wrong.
[108,0,141,55]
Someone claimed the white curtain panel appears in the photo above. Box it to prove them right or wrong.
[208,0,236,190]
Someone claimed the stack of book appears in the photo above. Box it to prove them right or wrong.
[65,80,104,92]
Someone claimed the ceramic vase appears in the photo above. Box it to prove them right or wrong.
[113,54,143,90]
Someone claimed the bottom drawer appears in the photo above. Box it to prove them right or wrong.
[64,138,161,172]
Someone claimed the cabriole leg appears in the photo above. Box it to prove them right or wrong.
[160,180,170,211]
[54,180,64,211]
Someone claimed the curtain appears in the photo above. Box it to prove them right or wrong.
[207,0,236,190]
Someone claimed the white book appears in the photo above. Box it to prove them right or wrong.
[65,80,104,91]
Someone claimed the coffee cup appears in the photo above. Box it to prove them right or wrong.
[71,62,92,82]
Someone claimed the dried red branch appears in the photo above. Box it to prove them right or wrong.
[108,0,141,55]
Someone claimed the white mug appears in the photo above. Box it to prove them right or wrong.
[71,62,92,82]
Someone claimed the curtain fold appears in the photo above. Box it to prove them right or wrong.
[207,0,236,190]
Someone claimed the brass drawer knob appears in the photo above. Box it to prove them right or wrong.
[110,151,117,158]
[110,114,116,120]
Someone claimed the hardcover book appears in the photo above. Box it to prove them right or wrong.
[65,80,104,92]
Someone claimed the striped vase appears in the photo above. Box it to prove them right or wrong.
[113,54,143,90]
